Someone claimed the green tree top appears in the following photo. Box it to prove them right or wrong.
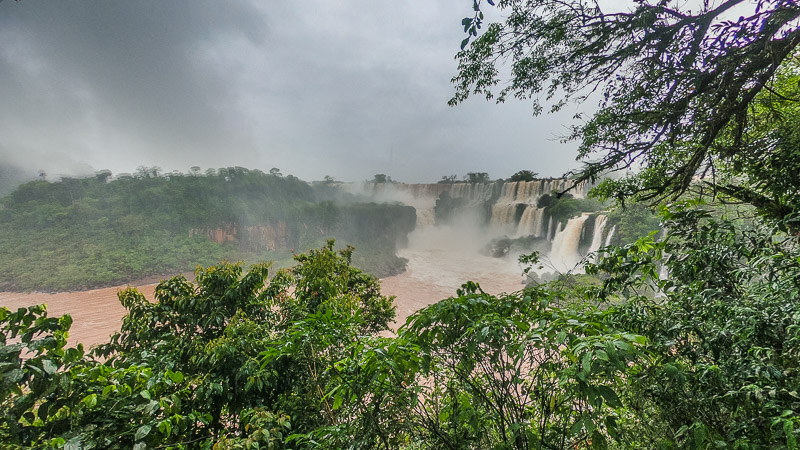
[508,170,538,182]
[464,171,490,183]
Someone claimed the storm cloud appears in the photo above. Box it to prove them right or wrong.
[0,1,580,183]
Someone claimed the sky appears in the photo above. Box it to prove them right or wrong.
[0,0,584,183]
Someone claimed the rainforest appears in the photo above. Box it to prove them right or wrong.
[3,0,800,449]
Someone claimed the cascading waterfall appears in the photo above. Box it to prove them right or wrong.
[448,182,496,202]
[370,179,592,232]
[489,182,521,230]
[549,213,590,272]
[604,225,616,247]
[352,179,603,276]
[516,206,545,237]
[491,204,518,228]
[587,214,608,259]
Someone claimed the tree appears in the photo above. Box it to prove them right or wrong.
[586,203,800,446]
[438,174,458,184]
[371,173,393,184]
[453,0,800,221]
[269,167,283,177]
[508,170,538,182]
[0,242,396,449]
[464,171,490,183]
[94,169,112,183]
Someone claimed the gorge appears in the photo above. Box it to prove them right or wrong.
[0,173,622,347]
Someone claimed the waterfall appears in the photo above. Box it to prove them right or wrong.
[490,204,517,227]
[448,182,495,202]
[351,179,597,243]
[549,214,590,272]
[587,215,608,256]
[604,225,616,246]
[416,208,436,227]
[489,183,520,229]
[516,206,545,237]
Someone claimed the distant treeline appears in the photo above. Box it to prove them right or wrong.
[0,167,415,291]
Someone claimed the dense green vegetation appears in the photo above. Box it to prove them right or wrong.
[604,204,661,247]
[0,168,414,291]
[3,0,800,448]
[4,205,799,448]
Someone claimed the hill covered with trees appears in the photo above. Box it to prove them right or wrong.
[0,167,415,291]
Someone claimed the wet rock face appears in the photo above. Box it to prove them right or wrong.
[482,236,512,258]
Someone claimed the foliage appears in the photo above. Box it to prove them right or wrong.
[604,203,661,246]
[397,281,645,449]
[1,242,396,449]
[371,174,394,184]
[588,203,800,447]
[448,2,800,446]
[508,170,538,182]
[0,168,415,291]
[464,172,491,184]
[453,0,800,221]
[4,204,800,449]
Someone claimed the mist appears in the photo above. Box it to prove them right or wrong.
[0,1,581,187]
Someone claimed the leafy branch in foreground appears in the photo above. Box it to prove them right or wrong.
[453,0,800,222]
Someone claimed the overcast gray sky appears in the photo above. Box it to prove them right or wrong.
[0,0,582,183]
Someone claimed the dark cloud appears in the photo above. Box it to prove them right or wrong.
[0,1,579,184]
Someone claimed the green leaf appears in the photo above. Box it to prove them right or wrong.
[332,393,343,410]
[693,424,706,447]
[461,37,470,50]
[82,394,97,409]
[166,370,184,384]
[591,430,608,449]
[135,424,152,441]
[785,420,796,449]
[598,385,622,408]
[582,351,592,373]
[6,368,24,383]
[569,416,584,436]
[42,359,58,375]
[158,419,172,436]
[65,436,82,450]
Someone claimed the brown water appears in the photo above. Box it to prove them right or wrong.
[0,283,158,348]
[383,225,525,328]
[0,227,526,347]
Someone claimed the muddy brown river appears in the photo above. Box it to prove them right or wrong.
[1,227,526,348]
